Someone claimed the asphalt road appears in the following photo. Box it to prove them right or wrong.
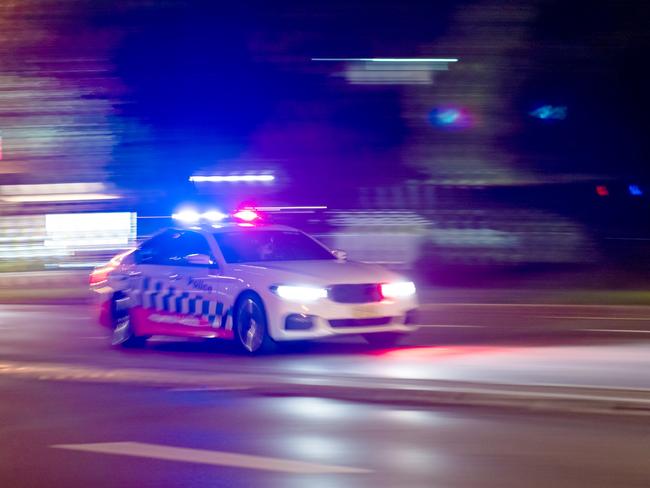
[1,303,650,390]
[1,303,650,487]
[2,377,649,488]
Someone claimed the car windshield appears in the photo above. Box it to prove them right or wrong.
[213,230,335,263]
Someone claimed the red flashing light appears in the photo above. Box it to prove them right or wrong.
[596,185,609,197]
[233,209,260,222]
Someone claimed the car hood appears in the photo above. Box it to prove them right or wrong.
[230,260,406,287]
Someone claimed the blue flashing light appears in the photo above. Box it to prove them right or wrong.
[529,105,567,120]
[172,209,201,223]
[629,184,643,196]
[202,210,227,222]
[173,208,229,224]
[437,109,461,125]
[429,107,471,129]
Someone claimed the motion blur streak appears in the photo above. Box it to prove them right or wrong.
[189,175,275,183]
[0,213,135,262]
[311,58,460,63]
[1,194,120,203]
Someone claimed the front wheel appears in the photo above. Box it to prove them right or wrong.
[234,294,275,354]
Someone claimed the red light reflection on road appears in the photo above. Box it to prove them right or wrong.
[376,345,506,360]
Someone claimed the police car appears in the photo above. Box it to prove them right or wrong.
[91,212,418,353]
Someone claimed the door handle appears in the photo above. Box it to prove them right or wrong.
[167,273,181,281]
[128,271,142,277]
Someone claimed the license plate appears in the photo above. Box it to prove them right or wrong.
[351,306,382,319]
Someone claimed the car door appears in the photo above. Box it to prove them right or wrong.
[133,229,231,338]
[128,230,183,336]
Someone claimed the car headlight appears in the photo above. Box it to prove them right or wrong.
[380,281,416,299]
[271,285,328,302]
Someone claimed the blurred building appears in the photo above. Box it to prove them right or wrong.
[1,0,648,273]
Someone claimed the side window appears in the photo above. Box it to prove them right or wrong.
[166,231,215,267]
[135,231,214,267]
[135,232,176,265]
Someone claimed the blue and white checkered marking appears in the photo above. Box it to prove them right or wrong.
[130,277,232,329]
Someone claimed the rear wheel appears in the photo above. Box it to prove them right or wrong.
[363,332,405,348]
[110,295,147,348]
[235,294,275,354]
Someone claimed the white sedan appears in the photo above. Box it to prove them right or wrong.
[91,223,418,353]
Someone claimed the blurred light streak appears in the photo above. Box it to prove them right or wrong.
[253,206,327,211]
[0,182,120,203]
[318,57,458,85]
[1,193,120,203]
[189,175,275,183]
[344,69,433,85]
[45,213,136,249]
[0,183,106,195]
[0,212,136,262]
[312,58,459,63]
[48,262,107,269]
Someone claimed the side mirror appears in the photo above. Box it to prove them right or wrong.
[186,254,213,266]
[332,249,347,261]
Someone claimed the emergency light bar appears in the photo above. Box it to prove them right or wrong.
[171,206,327,225]
[172,208,259,224]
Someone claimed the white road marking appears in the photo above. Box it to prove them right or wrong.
[51,442,370,474]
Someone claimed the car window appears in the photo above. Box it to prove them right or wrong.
[136,231,175,265]
[168,231,215,267]
[213,230,334,263]
[137,230,215,266]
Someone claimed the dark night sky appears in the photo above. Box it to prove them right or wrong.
[3,0,648,204]
[102,0,461,197]
[103,1,650,188]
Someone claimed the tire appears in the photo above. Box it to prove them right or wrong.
[110,295,147,348]
[363,332,405,348]
[234,293,275,354]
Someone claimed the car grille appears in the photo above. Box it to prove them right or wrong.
[329,317,393,328]
[328,284,382,303]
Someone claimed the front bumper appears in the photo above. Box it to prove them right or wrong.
[263,293,419,341]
